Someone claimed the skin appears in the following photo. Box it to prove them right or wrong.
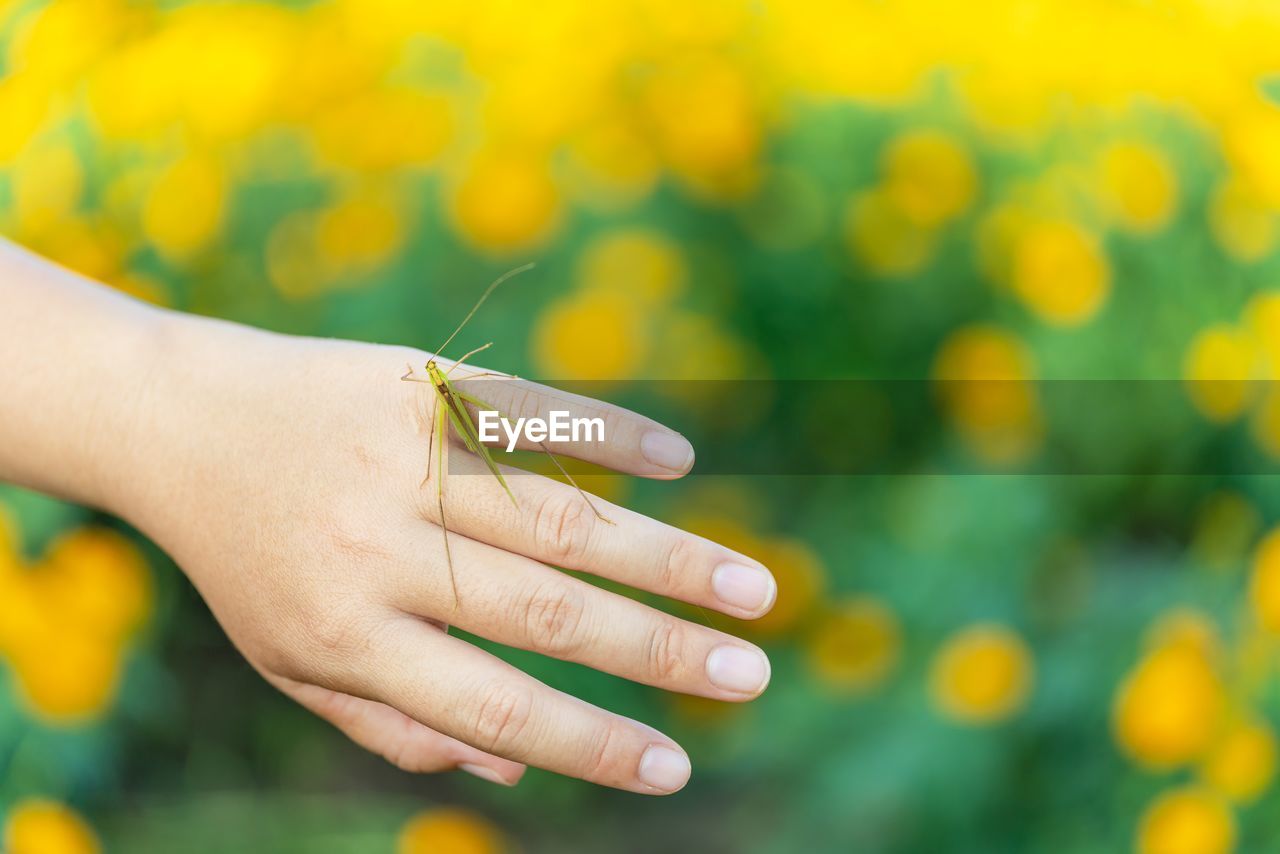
[0,238,776,794]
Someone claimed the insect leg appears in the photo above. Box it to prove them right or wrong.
[537,440,615,526]
[445,342,494,377]
[421,395,438,488]
[401,363,434,384]
[435,401,460,609]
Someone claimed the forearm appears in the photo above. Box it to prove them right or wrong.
[0,238,167,515]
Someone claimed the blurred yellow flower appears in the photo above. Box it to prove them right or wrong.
[929,623,1033,725]
[645,0,750,47]
[1136,786,1235,854]
[449,151,561,253]
[482,58,601,149]
[276,2,392,121]
[1242,292,1280,376]
[159,3,297,140]
[88,1,294,144]
[397,808,505,854]
[747,538,825,638]
[0,74,50,164]
[266,211,328,299]
[882,130,977,228]
[311,88,452,172]
[844,189,935,278]
[654,311,750,381]
[1113,634,1224,770]
[315,189,405,277]
[6,630,121,723]
[86,36,182,141]
[531,290,648,380]
[107,270,171,306]
[1096,141,1177,235]
[1209,178,1276,264]
[958,70,1052,140]
[933,324,1035,382]
[671,513,815,638]
[576,229,686,306]
[1183,324,1257,422]
[0,502,17,560]
[644,52,760,198]
[1223,101,1280,209]
[6,0,126,88]
[98,165,153,231]
[771,0,925,105]
[1011,218,1110,326]
[3,798,100,854]
[39,528,151,642]
[323,0,438,59]
[1144,608,1222,657]
[9,138,82,237]
[27,216,128,282]
[1249,528,1280,633]
[141,153,228,260]
[564,116,660,211]
[0,527,149,724]
[933,325,1042,466]
[1201,715,1277,804]
[805,596,901,693]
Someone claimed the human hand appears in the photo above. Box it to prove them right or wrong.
[115,312,776,794]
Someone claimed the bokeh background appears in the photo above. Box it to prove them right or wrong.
[3,1,1280,851]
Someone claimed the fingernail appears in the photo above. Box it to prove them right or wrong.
[706,644,771,695]
[711,562,776,613]
[640,431,694,472]
[637,745,691,793]
[460,763,515,786]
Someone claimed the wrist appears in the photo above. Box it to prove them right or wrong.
[72,301,173,520]
[0,242,171,516]
[104,307,249,536]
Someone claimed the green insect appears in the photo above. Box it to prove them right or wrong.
[401,263,611,608]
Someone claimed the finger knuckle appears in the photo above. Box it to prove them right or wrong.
[384,719,438,773]
[583,718,624,781]
[258,603,369,682]
[657,535,698,593]
[518,582,587,656]
[322,514,394,565]
[386,739,424,773]
[507,386,540,422]
[306,603,375,666]
[532,492,595,565]
[471,681,535,754]
[256,642,306,681]
[645,620,686,682]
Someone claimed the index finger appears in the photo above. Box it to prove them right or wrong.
[443,367,695,478]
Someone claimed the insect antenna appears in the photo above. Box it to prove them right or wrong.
[434,262,536,358]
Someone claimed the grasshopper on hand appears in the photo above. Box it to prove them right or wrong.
[401,264,613,609]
